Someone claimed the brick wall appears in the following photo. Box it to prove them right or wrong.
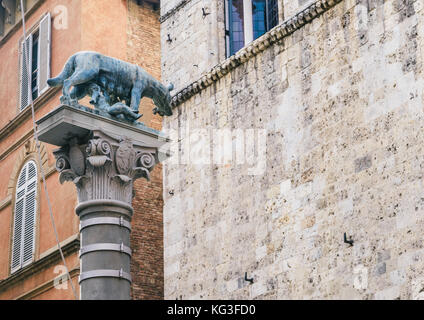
[127,0,163,131]
[127,0,164,300]
[131,164,164,300]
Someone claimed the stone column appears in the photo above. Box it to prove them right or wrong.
[36,104,168,300]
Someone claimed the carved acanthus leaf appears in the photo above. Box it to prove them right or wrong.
[73,175,90,186]
[132,167,150,181]
[87,155,111,167]
[113,175,132,185]
[59,169,78,184]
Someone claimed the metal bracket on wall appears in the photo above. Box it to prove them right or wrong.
[344,232,354,246]
[202,7,210,18]
[244,272,254,284]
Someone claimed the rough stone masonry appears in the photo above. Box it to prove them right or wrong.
[161,0,424,299]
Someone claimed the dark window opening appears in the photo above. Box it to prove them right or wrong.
[31,31,39,101]
[226,0,279,58]
[228,0,245,57]
[267,0,279,31]
[252,0,266,40]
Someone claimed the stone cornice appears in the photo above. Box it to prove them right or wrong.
[170,0,343,108]
[0,128,34,162]
[0,235,80,291]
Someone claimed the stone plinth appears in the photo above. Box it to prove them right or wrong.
[36,104,168,300]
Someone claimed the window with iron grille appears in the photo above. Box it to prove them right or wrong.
[225,0,279,57]
[19,12,51,111]
[11,160,38,273]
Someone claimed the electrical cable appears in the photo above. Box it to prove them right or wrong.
[19,0,78,300]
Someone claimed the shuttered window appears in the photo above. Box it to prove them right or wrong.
[11,160,38,273]
[19,12,50,111]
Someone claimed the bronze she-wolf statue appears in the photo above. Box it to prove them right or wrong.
[47,51,174,121]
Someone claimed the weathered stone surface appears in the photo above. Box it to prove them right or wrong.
[161,0,424,299]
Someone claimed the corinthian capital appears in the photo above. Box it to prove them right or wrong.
[53,131,157,205]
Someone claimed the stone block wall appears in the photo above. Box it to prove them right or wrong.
[286,0,316,17]
[161,0,424,299]
[160,0,227,92]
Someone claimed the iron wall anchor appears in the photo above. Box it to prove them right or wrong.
[245,272,254,284]
[344,232,354,246]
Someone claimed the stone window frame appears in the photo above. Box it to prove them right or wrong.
[7,139,49,276]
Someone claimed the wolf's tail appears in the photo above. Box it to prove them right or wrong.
[47,54,76,87]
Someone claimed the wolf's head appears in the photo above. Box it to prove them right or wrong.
[152,83,174,117]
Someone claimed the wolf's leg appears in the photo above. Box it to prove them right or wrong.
[130,82,146,114]
[70,84,88,101]
[62,68,99,98]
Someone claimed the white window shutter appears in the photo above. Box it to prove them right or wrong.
[17,164,27,189]
[11,161,38,273]
[38,13,51,96]
[11,166,26,272]
[19,36,32,111]
[22,162,37,266]
[11,198,24,272]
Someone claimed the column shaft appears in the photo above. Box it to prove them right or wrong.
[77,200,133,300]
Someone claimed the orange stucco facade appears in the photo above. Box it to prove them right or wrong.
[0,0,163,299]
